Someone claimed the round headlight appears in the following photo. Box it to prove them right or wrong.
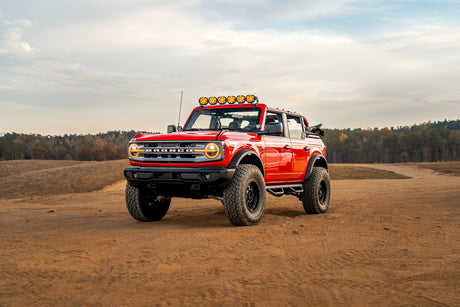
[201,143,220,159]
[128,144,144,158]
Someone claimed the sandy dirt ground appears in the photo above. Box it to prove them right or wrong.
[1,164,459,306]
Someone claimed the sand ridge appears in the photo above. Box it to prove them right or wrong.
[348,163,453,178]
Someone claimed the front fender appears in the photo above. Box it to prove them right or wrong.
[228,149,265,176]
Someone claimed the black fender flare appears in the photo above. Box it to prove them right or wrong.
[304,154,328,180]
[228,149,265,176]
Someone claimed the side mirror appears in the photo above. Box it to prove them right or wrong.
[312,127,324,137]
[263,122,283,135]
[167,125,177,134]
[306,124,324,137]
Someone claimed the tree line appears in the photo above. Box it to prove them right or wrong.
[323,120,460,163]
[0,131,140,161]
[0,120,459,163]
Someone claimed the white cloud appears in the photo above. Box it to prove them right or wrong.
[0,19,35,55]
[1,1,459,134]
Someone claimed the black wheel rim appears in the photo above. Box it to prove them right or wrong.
[246,180,260,212]
[318,180,327,204]
[144,194,157,207]
[143,192,164,209]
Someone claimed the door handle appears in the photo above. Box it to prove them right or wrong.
[304,147,311,151]
[284,145,292,150]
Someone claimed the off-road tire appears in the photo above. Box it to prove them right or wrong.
[223,164,266,226]
[125,183,171,222]
[301,167,331,214]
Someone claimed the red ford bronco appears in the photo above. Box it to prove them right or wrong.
[124,95,330,226]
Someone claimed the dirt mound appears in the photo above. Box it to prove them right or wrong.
[329,164,410,180]
[0,160,84,177]
[337,162,460,179]
[0,160,129,198]
[413,161,460,176]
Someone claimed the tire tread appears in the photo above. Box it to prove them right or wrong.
[223,164,266,226]
[125,183,170,222]
[301,167,331,214]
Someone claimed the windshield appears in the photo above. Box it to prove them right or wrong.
[183,107,261,132]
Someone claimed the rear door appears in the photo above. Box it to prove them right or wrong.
[262,111,294,184]
[287,114,310,181]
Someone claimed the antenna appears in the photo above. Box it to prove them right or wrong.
[177,90,183,127]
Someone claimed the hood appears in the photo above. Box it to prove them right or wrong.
[133,131,222,142]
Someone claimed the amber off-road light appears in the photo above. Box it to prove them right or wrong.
[236,95,246,104]
[209,97,217,105]
[227,96,236,104]
[246,95,256,103]
[128,144,145,158]
[218,96,227,104]
[199,97,208,105]
[194,142,221,159]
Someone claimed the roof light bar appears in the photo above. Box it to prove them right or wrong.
[198,95,258,106]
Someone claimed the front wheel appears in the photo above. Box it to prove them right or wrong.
[301,167,331,214]
[125,183,171,222]
[223,164,266,226]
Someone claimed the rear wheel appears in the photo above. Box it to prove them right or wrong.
[301,167,331,214]
[125,183,171,221]
[223,164,266,226]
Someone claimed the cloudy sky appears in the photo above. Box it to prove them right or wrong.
[1,0,459,134]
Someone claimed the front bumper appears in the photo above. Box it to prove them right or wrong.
[124,167,235,198]
[124,166,235,183]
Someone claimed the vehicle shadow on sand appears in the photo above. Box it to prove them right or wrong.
[123,205,307,229]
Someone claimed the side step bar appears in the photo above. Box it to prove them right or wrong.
[266,184,303,197]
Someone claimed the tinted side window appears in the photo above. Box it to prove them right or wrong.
[265,112,286,137]
[287,115,304,139]
[266,112,283,124]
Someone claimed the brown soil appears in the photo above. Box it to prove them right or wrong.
[0,162,459,306]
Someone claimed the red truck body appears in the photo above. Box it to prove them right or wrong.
[124,96,330,226]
